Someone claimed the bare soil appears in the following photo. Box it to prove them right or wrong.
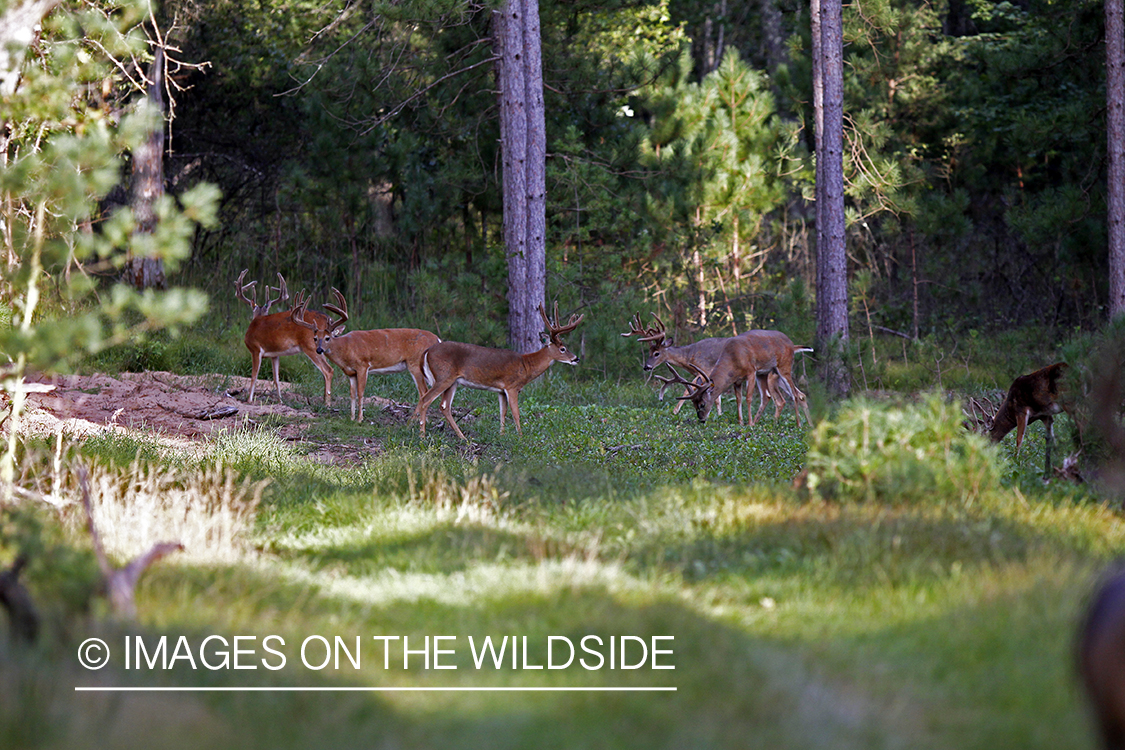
[16,371,412,465]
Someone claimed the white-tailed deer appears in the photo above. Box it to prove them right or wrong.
[658,336,778,425]
[624,314,812,426]
[291,290,440,422]
[236,269,334,406]
[985,361,1068,474]
[1079,566,1125,750]
[622,314,742,417]
[416,303,584,441]
[739,329,814,427]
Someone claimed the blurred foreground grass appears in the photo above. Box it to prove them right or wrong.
[0,381,1118,750]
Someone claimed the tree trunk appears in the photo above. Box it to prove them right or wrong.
[815,0,850,396]
[126,47,166,291]
[1109,0,1125,321]
[496,0,547,353]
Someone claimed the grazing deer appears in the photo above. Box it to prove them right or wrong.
[988,362,1068,474]
[1079,566,1125,750]
[623,314,812,426]
[291,290,440,422]
[622,314,741,417]
[662,335,782,425]
[236,269,334,406]
[416,302,584,441]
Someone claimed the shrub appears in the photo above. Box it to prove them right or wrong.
[803,394,1002,504]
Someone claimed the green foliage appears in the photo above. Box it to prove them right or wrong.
[0,0,219,379]
[0,504,101,628]
[804,394,1002,504]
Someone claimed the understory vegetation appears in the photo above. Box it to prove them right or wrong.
[2,322,1124,750]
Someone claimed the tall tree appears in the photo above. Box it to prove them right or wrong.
[815,0,849,396]
[126,46,167,291]
[1109,0,1125,320]
[497,0,547,353]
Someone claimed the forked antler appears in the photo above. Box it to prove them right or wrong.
[538,301,584,343]
[653,363,711,400]
[621,313,661,340]
[323,288,349,333]
[962,395,998,433]
[235,270,288,317]
[638,314,667,344]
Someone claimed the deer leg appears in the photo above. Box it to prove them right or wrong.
[355,368,369,422]
[508,390,523,435]
[440,384,467,441]
[248,350,262,403]
[498,393,507,433]
[416,378,451,436]
[271,356,284,403]
[1014,409,1029,457]
[672,385,688,415]
[1043,415,1055,475]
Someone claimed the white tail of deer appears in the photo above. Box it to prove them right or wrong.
[416,303,584,441]
[236,270,334,406]
[291,290,441,422]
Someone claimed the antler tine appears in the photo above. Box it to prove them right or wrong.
[273,273,290,305]
[537,301,584,342]
[290,289,315,329]
[635,312,666,343]
[323,287,348,332]
[621,312,647,338]
[234,269,258,308]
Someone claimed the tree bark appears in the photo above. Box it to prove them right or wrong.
[1109,0,1125,321]
[496,0,547,353]
[126,47,167,291]
[815,0,850,395]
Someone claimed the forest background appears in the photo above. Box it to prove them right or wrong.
[1,0,1120,384]
[82,0,1119,370]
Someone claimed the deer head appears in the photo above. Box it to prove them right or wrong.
[538,302,584,365]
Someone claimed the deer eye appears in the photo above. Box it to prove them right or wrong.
[559,346,567,353]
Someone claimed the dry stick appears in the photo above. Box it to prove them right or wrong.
[78,466,183,620]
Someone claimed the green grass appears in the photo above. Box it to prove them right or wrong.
[2,331,1122,750]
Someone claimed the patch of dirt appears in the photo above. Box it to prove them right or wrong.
[14,371,412,465]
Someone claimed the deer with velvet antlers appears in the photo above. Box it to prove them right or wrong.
[416,302,584,441]
[660,331,813,426]
[623,313,812,427]
[291,290,441,422]
[236,269,335,406]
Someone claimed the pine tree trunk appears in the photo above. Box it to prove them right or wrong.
[496,0,547,353]
[1108,0,1125,321]
[126,47,166,291]
[815,0,850,396]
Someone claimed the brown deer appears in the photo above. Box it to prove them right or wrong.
[416,302,584,441]
[1079,566,1125,750]
[622,314,744,417]
[236,270,334,406]
[624,314,812,426]
[661,335,782,425]
[291,290,441,422]
[988,362,1068,474]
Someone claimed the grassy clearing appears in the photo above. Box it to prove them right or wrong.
[1,365,1121,749]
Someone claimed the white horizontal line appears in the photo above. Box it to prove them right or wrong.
[75,686,676,692]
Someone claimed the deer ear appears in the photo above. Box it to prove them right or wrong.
[332,324,346,336]
[539,332,550,344]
